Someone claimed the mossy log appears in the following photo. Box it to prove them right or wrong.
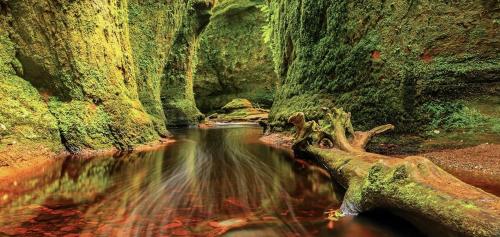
[290,108,500,237]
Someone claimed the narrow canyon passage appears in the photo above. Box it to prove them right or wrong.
[0,126,423,237]
[0,0,498,236]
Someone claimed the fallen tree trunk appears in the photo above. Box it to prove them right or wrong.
[289,108,500,237]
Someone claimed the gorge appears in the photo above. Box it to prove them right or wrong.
[0,0,499,236]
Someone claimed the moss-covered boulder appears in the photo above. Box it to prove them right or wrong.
[210,98,268,122]
[193,0,277,113]
[222,98,253,112]
[267,0,499,132]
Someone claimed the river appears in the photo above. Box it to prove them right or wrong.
[0,125,424,236]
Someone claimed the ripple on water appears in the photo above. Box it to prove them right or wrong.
[0,126,424,237]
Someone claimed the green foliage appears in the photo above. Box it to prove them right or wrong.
[257,4,272,44]
[492,121,500,134]
[420,101,491,132]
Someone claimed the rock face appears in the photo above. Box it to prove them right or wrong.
[161,1,210,127]
[129,0,189,135]
[267,1,499,131]
[193,0,277,113]
[0,0,211,160]
[0,20,62,162]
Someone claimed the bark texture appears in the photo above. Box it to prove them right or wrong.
[290,108,500,237]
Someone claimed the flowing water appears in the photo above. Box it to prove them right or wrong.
[0,126,424,237]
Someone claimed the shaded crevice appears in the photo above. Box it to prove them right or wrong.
[192,1,212,35]
[59,130,79,154]
[282,35,294,76]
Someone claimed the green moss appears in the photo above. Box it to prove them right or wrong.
[419,101,491,132]
[210,0,257,18]
[358,158,484,229]
[163,99,204,127]
[160,0,210,127]
[0,74,62,152]
[128,0,188,136]
[222,98,253,111]
[0,17,62,154]
[47,100,112,151]
[267,0,500,133]
[0,34,21,76]
[0,0,174,156]
[313,147,490,232]
[0,0,223,162]
[193,0,277,112]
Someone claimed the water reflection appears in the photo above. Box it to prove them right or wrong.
[0,126,422,237]
[118,127,339,236]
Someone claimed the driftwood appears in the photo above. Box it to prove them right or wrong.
[289,108,500,237]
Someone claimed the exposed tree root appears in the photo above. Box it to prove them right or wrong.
[288,108,500,237]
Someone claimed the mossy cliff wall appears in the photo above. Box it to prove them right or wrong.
[161,1,211,127]
[128,0,189,136]
[193,0,277,112]
[267,0,499,132]
[0,0,209,161]
[0,10,62,165]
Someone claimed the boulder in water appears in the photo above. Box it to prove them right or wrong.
[222,99,253,112]
[207,98,269,123]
